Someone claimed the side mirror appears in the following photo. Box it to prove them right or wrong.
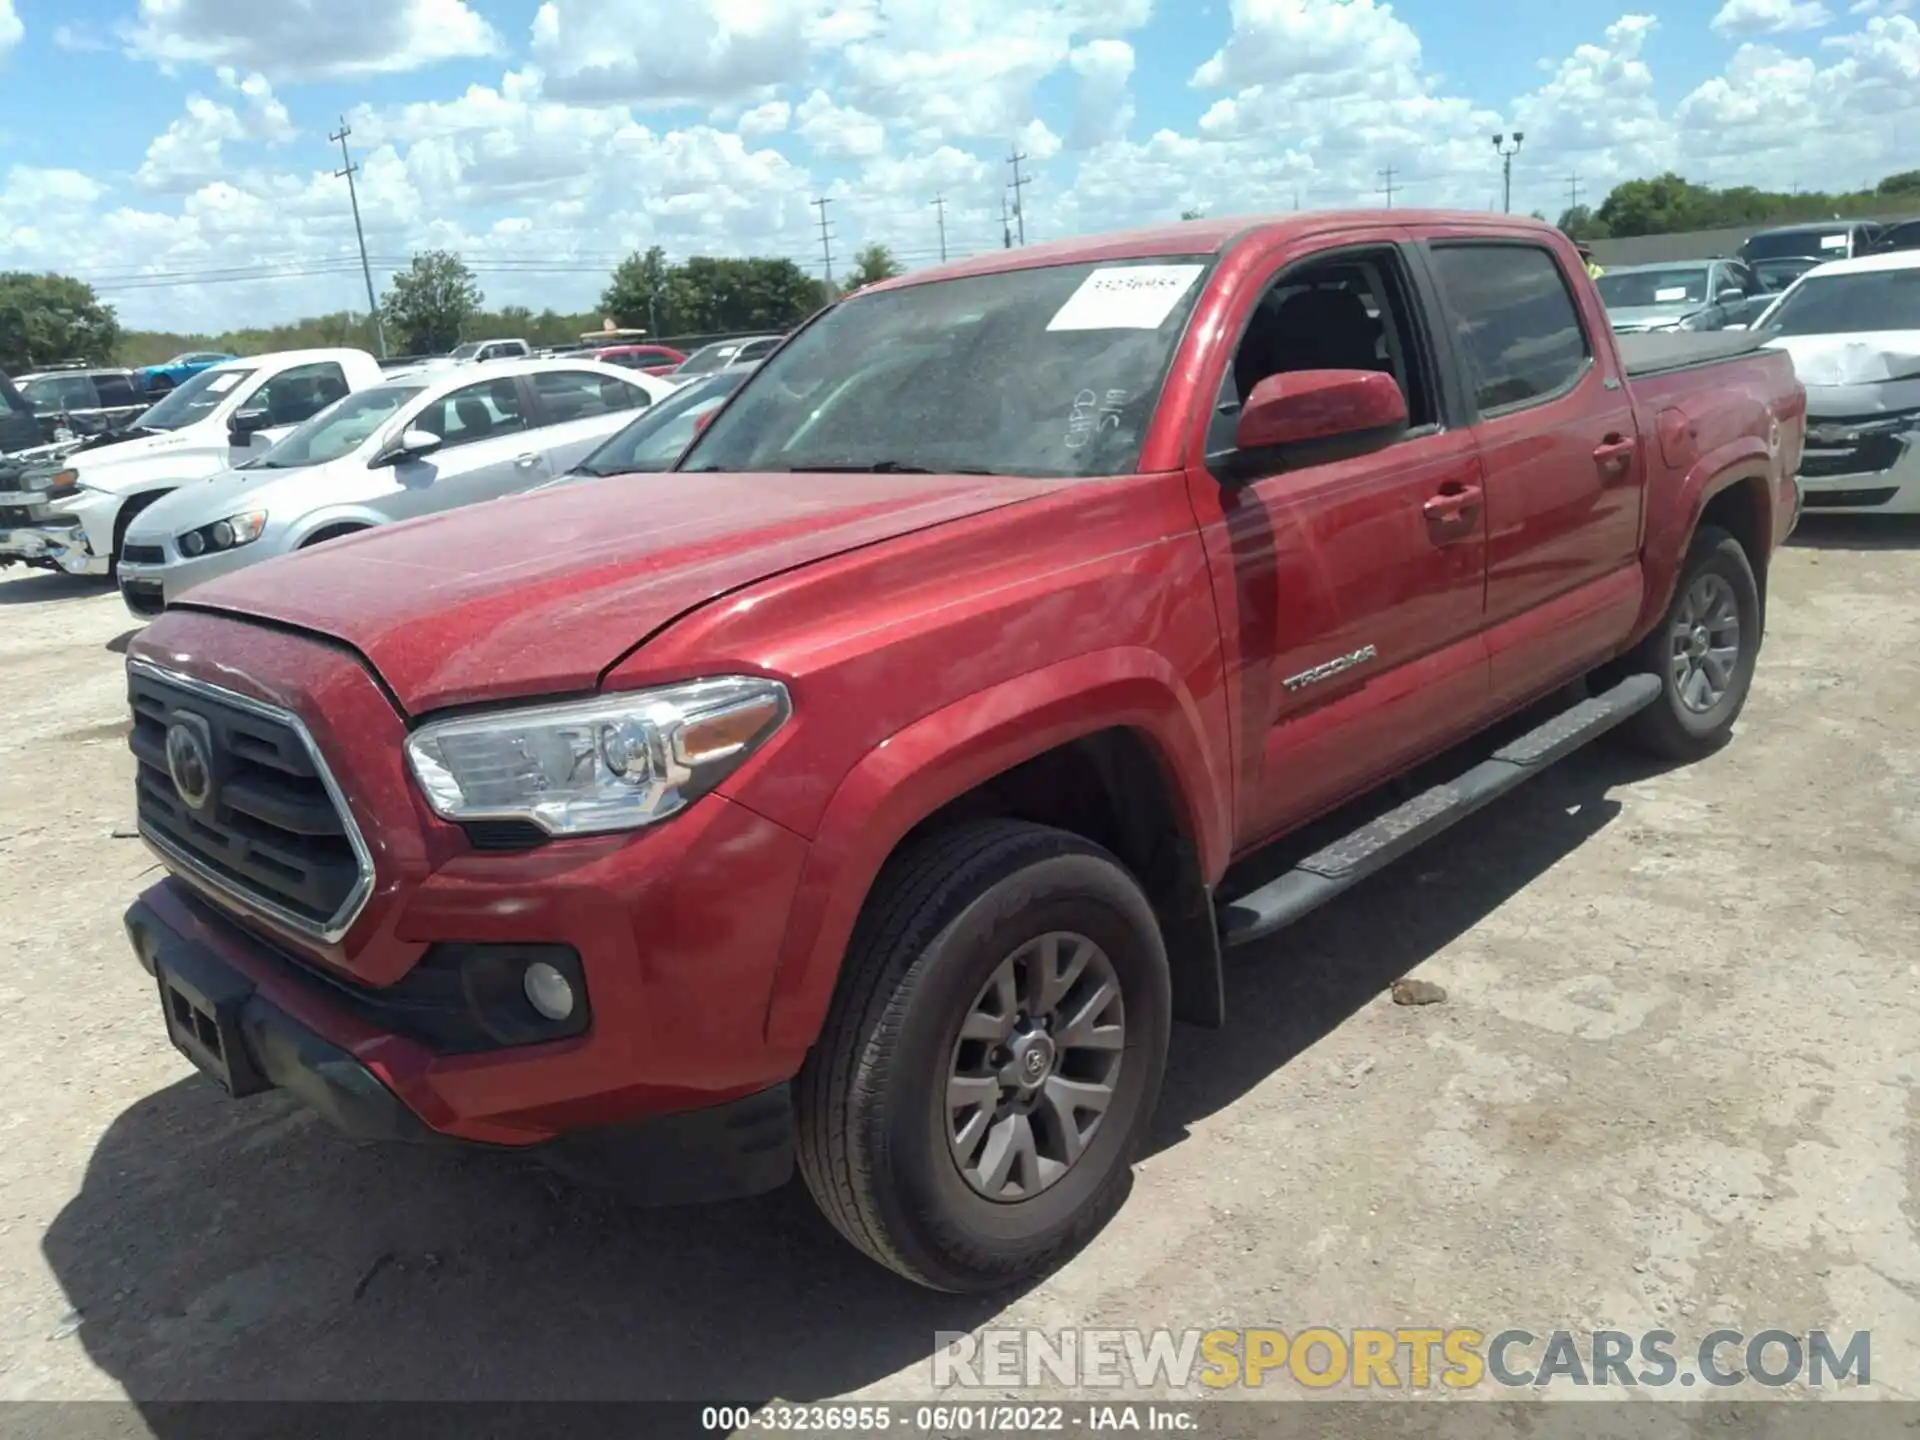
[1230,369,1409,462]
[228,407,270,441]
[1717,288,1746,304]
[377,427,444,465]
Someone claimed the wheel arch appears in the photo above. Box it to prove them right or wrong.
[759,649,1233,1050]
[1632,441,1775,648]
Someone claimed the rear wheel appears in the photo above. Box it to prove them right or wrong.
[796,820,1170,1292]
[1619,524,1761,761]
[300,525,366,549]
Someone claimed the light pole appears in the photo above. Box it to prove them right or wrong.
[1492,132,1525,214]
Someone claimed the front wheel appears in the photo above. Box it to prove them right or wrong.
[796,820,1171,1292]
[1619,524,1762,761]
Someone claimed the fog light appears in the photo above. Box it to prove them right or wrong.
[523,961,575,1021]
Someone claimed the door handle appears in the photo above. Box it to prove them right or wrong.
[515,452,540,467]
[1593,434,1636,477]
[1422,482,1483,527]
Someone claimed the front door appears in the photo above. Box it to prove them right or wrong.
[1184,236,1492,850]
[384,376,549,519]
[1422,237,1646,708]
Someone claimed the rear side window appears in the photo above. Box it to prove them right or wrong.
[531,369,651,423]
[95,373,140,406]
[1430,244,1592,413]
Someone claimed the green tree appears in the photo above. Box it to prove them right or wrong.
[0,271,122,373]
[847,243,903,288]
[1880,170,1920,196]
[601,245,678,335]
[1179,207,1205,221]
[668,257,826,333]
[1556,205,1609,241]
[379,250,483,355]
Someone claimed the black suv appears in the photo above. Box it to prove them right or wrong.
[12,364,150,445]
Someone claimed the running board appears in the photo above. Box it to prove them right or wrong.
[1217,673,1661,949]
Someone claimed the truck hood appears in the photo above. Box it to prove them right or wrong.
[64,426,230,491]
[1767,331,1920,388]
[179,469,1074,714]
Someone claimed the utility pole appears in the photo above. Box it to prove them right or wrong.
[811,197,834,290]
[1566,171,1583,216]
[1492,131,1525,213]
[1376,164,1399,209]
[330,117,386,358]
[932,194,948,262]
[1001,193,1014,249]
[1006,147,1030,245]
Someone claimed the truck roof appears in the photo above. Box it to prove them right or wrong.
[861,210,1571,295]
[205,347,377,371]
[1801,248,1920,278]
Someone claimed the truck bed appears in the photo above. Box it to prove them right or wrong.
[1614,330,1765,378]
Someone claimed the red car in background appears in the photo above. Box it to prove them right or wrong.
[588,344,686,377]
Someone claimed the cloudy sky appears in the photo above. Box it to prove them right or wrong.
[0,0,1916,332]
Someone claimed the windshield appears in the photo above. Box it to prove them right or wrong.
[137,366,256,431]
[675,344,741,377]
[448,342,483,360]
[0,375,28,417]
[1744,230,1851,262]
[1760,268,1920,337]
[1596,268,1710,309]
[246,384,426,468]
[574,371,750,477]
[681,258,1211,478]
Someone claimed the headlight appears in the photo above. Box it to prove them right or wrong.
[179,509,267,556]
[41,468,80,502]
[405,677,791,836]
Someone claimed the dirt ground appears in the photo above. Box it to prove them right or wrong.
[1,519,1918,1420]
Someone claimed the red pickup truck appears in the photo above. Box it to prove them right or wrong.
[121,213,1803,1293]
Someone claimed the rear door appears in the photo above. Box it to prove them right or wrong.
[1183,230,1492,848]
[1422,235,1645,708]
[384,375,548,517]
[524,369,657,478]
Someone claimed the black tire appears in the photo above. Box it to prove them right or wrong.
[300,525,365,549]
[796,819,1171,1292]
[1619,524,1761,761]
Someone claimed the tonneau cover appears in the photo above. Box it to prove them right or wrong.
[1615,330,1765,378]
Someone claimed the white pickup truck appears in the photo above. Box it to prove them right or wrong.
[0,348,386,578]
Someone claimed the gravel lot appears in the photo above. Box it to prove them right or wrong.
[2,520,1917,1419]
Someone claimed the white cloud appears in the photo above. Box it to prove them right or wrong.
[530,0,819,107]
[1850,0,1913,14]
[0,0,20,60]
[136,70,296,192]
[126,0,501,80]
[737,99,792,138]
[1710,0,1834,37]
[794,89,886,158]
[1068,40,1135,148]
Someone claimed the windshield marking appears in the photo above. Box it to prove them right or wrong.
[1046,264,1206,332]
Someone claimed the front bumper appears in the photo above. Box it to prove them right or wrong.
[118,542,259,617]
[1795,419,1920,515]
[125,889,797,1203]
[0,520,101,574]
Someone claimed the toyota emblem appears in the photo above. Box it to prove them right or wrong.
[165,714,215,812]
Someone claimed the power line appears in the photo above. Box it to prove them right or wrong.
[1007,147,1030,245]
[1566,172,1584,216]
[1376,164,1399,208]
[932,194,948,263]
[811,196,835,289]
[328,117,387,359]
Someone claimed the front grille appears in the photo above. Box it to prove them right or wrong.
[121,542,165,565]
[1802,486,1899,509]
[1799,432,1907,479]
[128,663,370,941]
[120,579,165,618]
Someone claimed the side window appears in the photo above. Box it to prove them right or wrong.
[1209,247,1438,459]
[416,378,530,450]
[1429,244,1591,414]
[95,373,140,407]
[530,369,651,425]
[37,375,100,411]
[248,362,351,426]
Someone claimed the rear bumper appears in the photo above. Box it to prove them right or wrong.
[124,889,798,1204]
